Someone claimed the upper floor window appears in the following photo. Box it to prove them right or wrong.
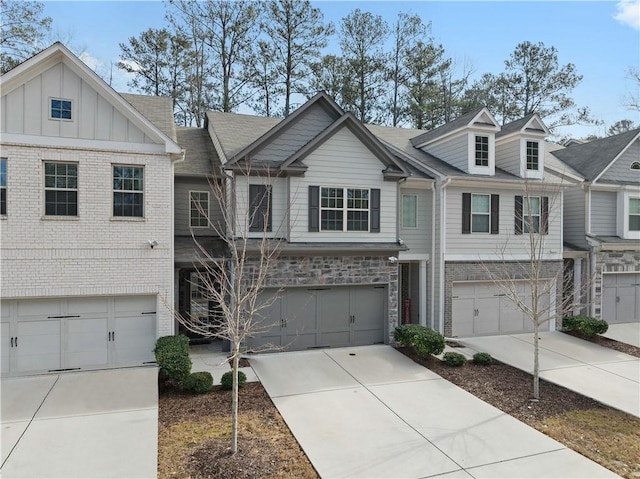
[475,136,489,167]
[249,184,272,232]
[113,165,143,217]
[631,161,640,170]
[630,198,640,231]
[526,141,539,171]
[321,187,369,231]
[462,193,499,234]
[402,194,417,228]
[190,191,209,228]
[0,158,6,215]
[50,98,72,120]
[44,162,78,216]
[515,195,549,235]
[471,194,490,233]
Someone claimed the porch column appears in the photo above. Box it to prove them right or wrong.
[573,259,582,316]
[420,260,427,327]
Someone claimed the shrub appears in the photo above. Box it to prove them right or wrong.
[394,324,445,357]
[154,335,192,383]
[443,352,466,367]
[563,315,608,337]
[473,352,493,365]
[184,371,213,394]
[220,370,247,390]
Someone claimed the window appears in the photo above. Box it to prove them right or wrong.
[402,195,417,228]
[630,198,640,231]
[631,161,640,170]
[526,141,539,170]
[50,98,72,120]
[190,191,209,228]
[44,162,78,216]
[523,196,540,233]
[471,194,490,233]
[113,166,143,217]
[249,184,272,232]
[0,158,6,215]
[515,195,548,235]
[321,187,369,231]
[475,136,489,167]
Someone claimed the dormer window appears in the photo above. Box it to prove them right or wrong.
[526,141,539,171]
[50,98,72,120]
[475,136,489,166]
[631,161,640,170]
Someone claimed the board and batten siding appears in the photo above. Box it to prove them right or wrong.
[289,127,397,242]
[599,139,640,183]
[422,133,469,172]
[174,178,223,236]
[254,104,335,163]
[1,63,154,145]
[234,176,288,238]
[444,185,562,259]
[590,190,618,236]
[495,137,521,177]
[563,187,587,247]
[399,187,432,255]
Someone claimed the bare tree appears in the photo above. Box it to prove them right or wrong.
[623,67,640,112]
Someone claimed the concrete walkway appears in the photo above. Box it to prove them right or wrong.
[601,322,640,348]
[1,367,158,478]
[189,342,258,384]
[459,332,640,418]
[251,345,616,478]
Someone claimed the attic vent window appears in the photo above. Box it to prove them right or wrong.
[50,98,72,120]
[631,161,640,170]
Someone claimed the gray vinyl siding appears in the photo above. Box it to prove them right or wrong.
[495,137,520,177]
[254,104,335,163]
[422,133,469,172]
[590,190,618,236]
[445,185,563,259]
[235,176,288,239]
[1,63,155,144]
[563,187,587,247]
[174,178,222,236]
[598,139,640,183]
[399,188,432,255]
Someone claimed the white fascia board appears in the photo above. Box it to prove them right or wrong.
[1,133,168,155]
[398,253,430,261]
[445,252,564,261]
[400,177,434,189]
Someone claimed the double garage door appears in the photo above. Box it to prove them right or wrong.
[1,296,157,377]
[602,273,640,324]
[248,285,386,351]
[452,281,551,337]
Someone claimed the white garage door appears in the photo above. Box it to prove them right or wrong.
[247,285,386,351]
[452,281,551,337]
[602,273,640,324]
[1,296,156,377]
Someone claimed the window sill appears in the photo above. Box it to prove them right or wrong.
[110,216,146,222]
[41,216,80,221]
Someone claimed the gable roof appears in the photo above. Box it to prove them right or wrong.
[121,93,177,142]
[1,42,181,155]
[496,112,550,139]
[206,111,281,160]
[550,128,640,181]
[175,127,221,177]
[410,107,499,148]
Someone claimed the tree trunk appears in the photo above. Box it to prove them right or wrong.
[231,350,239,454]
[533,319,540,400]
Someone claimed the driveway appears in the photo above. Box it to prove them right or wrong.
[1,367,158,478]
[602,322,640,348]
[459,332,640,418]
[250,345,616,478]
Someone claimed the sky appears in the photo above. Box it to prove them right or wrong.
[41,0,640,139]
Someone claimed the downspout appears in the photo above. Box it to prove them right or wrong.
[170,150,186,335]
[437,177,451,335]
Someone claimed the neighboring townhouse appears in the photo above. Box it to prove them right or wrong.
[549,130,640,324]
[0,44,183,377]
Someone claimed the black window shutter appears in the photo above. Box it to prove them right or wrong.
[308,185,319,232]
[490,194,499,234]
[514,195,523,235]
[462,193,471,234]
[541,196,549,235]
[249,184,271,232]
[370,188,381,233]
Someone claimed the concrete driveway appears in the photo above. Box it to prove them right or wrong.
[1,367,158,478]
[459,332,640,418]
[251,345,616,478]
[602,322,640,348]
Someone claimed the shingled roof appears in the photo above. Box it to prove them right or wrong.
[206,111,281,160]
[175,127,221,177]
[120,93,177,142]
[409,106,491,147]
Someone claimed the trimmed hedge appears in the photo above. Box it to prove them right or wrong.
[184,371,214,394]
[443,352,466,367]
[220,370,247,390]
[394,324,445,357]
[472,352,493,365]
[154,335,192,383]
[563,315,608,337]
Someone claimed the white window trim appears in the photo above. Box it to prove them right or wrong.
[43,161,79,217]
[468,132,495,175]
[189,190,210,228]
[520,138,544,179]
[471,193,491,234]
[49,97,74,122]
[112,164,144,219]
[617,191,640,240]
[320,186,370,232]
[401,194,418,229]
[523,195,542,234]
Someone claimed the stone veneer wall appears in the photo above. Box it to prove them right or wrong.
[242,254,399,341]
[593,250,640,318]
[444,260,563,337]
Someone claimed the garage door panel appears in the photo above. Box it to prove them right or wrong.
[66,317,109,368]
[351,286,386,345]
[16,319,61,373]
[499,299,525,333]
[452,298,474,337]
[67,298,109,315]
[602,274,639,324]
[112,316,156,365]
[286,290,318,335]
[114,296,156,314]
[317,331,350,348]
[1,321,11,375]
[474,296,500,334]
[318,288,350,335]
[17,299,62,318]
